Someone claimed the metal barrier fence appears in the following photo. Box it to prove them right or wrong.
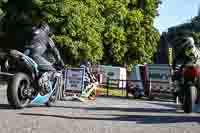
[102,78,175,98]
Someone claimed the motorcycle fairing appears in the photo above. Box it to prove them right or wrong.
[22,54,39,74]
[30,80,56,105]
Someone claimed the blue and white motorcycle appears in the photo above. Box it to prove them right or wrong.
[0,49,64,109]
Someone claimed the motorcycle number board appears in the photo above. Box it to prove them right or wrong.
[65,68,85,91]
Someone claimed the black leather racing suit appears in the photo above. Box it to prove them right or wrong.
[23,22,64,93]
[24,22,64,71]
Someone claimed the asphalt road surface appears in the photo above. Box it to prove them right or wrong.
[0,84,200,133]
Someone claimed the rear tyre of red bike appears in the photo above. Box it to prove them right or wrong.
[183,85,197,113]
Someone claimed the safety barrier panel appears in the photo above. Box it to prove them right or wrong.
[63,67,85,96]
[103,78,175,98]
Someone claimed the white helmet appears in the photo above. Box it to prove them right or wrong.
[182,37,195,48]
[183,37,197,57]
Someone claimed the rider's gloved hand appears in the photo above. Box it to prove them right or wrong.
[56,60,65,70]
[60,60,65,68]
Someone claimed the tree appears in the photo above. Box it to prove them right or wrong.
[0,0,161,70]
[0,0,7,28]
[142,0,161,64]
[100,0,161,70]
[100,0,129,65]
[32,0,105,65]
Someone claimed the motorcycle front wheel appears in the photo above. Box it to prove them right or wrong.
[183,85,197,113]
[7,73,31,109]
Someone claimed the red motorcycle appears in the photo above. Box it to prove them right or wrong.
[175,64,200,113]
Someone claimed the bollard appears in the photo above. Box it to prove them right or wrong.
[107,78,110,96]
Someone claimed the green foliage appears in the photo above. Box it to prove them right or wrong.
[101,0,129,65]
[0,0,161,69]
[192,32,200,47]
[32,0,105,65]
[101,0,161,70]
[0,0,7,31]
[0,0,7,17]
[191,16,200,47]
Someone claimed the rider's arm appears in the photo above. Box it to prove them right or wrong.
[48,38,64,66]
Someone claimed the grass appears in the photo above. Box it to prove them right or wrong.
[96,87,127,97]
[96,87,174,102]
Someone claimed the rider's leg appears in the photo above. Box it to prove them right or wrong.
[28,41,56,71]
[32,55,56,93]
[25,41,56,93]
[32,54,56,71]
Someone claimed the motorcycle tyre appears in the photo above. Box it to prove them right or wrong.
[183,85,197,113]
[7,73,31,109]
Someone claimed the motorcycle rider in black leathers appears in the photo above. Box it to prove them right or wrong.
[24,12,65,93]
[25,22,64,70]
[172,36,200,103]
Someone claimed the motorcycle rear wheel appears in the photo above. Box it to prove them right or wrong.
[7,73,31,109]
[183,85,197,113]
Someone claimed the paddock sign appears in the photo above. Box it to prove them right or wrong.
[64,68,85,91]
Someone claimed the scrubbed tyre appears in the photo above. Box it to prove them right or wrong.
[7,73,31,109]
